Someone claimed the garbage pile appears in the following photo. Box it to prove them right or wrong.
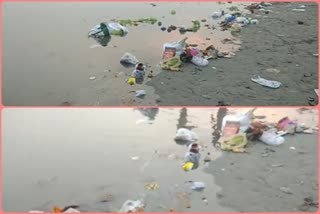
[216,109,317,153]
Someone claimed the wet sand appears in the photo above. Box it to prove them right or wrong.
[148,2,318,106]
[207,133,318,212]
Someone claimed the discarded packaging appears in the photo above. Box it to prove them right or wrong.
[276,117,296,134]
[175,128,198,142]
[191,55,209,67]
[135,90,146,97]
[259,130,285,146]
[251,75,282,89]
[222,109,256,133]
[145,182,159,190]
[160,57,182,71]
[163,37,187,58]
[120,53,139,65]
[292,9,306,12]
[218,133,247,153]
[190,181,206,191]
[88,22,128,38]
[119,200,145,212]
[183,143,201,170]
[231,23,242,33]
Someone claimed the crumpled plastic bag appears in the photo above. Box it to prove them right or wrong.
[120,53,139,65]
[259,130,285,146]
[119,200,145,212]
[191,55,209,67]
[218,133,247,153]
[175,128,198,142]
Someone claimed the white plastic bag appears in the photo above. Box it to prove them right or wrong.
[175,128,198,142]
[191,55,209,67]
[119,200,144,212]
[120,53,139,65]
[191,181,205,191]
[222,109,256,133]
[259,131,285,146]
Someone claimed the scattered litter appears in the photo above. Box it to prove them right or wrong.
[280,187,293,194]
[251,75,282,89]
[212,67,217,70]
[120,53,139,65]
[89,76,96,80]
[218,133,247,153]
[131,156,140,160]
[145,182,159,190]
[88,22,128,38]
[135,90,146,97]
[221,168,226,171]
[183,143,201,171]
[118,18,157,26]
[119,200,145,212]
[314,89,318,96]
[190,181,205,191]
[175,128,198,142]
[303,128,313,134]
[171,10,176,15]
[313,54,318,57]
[128,77,136,85]
[289,147,296,150]
[259,130,285,146]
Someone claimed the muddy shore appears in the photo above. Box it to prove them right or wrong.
[207,133,318,212]
[148,2,318,106]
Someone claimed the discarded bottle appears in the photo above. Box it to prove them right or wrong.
[182,143,201,171]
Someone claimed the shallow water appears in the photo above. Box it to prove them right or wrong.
[2,108,318,212]
[2,2,250,106]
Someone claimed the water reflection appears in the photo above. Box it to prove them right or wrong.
[92,35,111,47]
[211,108,227,146]
[135,108,159,120]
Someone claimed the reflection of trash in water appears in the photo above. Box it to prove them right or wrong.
[135,108,159,121]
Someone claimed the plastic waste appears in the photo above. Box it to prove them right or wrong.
[120,53,139,65]
[119,200,145,212]
[128,77,136,85]
[160,57,181,71]
[219,133,247,153]
[236,17,250,25]
[225,14,236,23]
[131,64,145,80]
[276,117,296,134]
[163,37,188,57]
[184,143,201,170]
[259,130,285,146]
[251,75,282,89]
[212,11,224,19]
[88,22,128,38]
[63,208,80,213]
[174,128,198,142]
[314,89,318,96]
[190,181,205,191]
[250,19,259,24]
[135,90,146,97]
[222,109,256,133]
[191,55,209,67]
[231,23,242,33]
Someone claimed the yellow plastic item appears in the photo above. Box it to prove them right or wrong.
[52,206,63,213]
[128,77,136,85]
[182,162,194,171]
